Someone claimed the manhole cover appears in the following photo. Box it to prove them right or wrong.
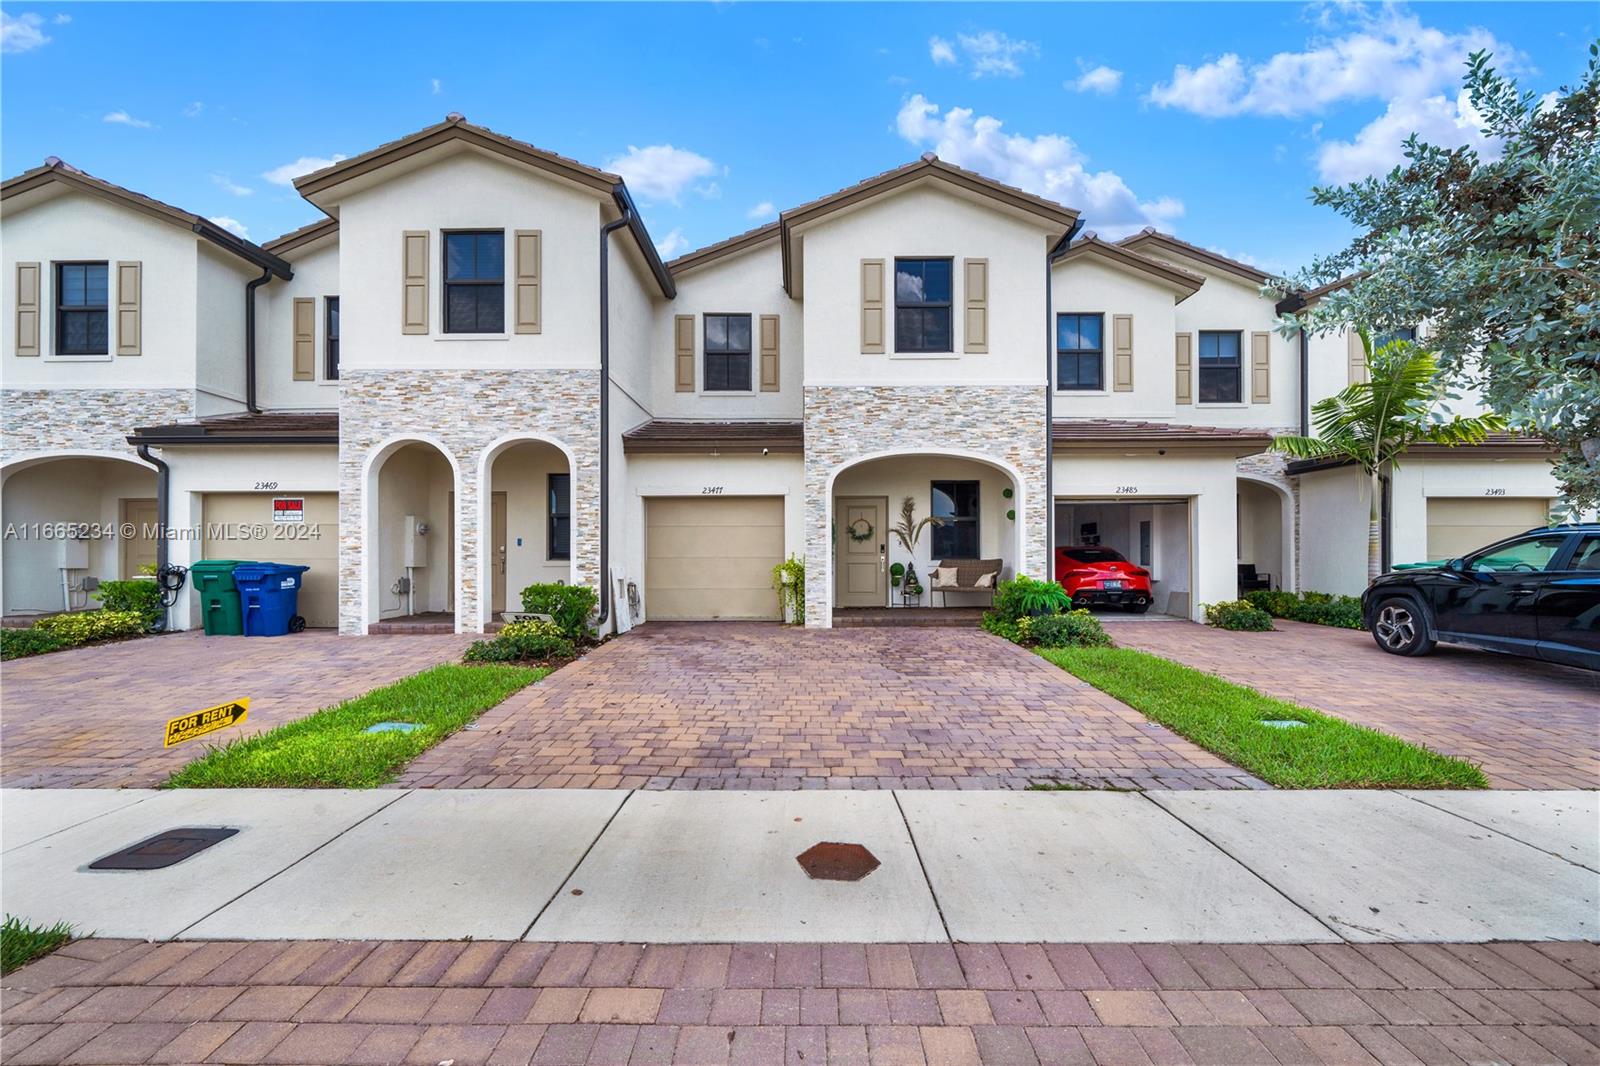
[1259,719,1308,729]
[796,841,880,881]
[365,721,422,734]
[89,827,239,871]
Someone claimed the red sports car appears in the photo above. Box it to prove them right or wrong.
[1055,546,1153,613]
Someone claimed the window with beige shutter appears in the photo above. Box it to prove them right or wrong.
[1250,331,1271,403]
[1347,328,1367,384]
[292,297,316,381]
[674,314,695,392]
[759,314,780,392]
[514,230,541,334]
[860,258,885,353]
[963,258,988,353]
[115,261,141,356]
[1175,332,1193,404]
[1112,314,1133,391]
[14,262,40,356]
[401,230,429,334]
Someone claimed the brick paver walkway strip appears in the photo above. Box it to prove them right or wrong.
[2,938,1595,1064]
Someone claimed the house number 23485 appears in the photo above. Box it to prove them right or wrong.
[1114,485,1139,495]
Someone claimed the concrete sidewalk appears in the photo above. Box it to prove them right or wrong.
[1,788,1594,944]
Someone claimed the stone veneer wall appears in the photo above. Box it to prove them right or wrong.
[338,369,600,635]
[1236,434,1299,592]
[1,388,194,459]
[803,385,1048,627]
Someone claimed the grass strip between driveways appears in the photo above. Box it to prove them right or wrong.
[165,663,543,789]
[1037,646,1488,789]
[2,916,73,975]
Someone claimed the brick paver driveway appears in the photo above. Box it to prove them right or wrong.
[1,631,472,788]
[396,623,1261,791]
[1114,620,1600,790]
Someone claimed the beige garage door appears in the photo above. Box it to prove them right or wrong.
[646,496,783,620]
[1426,496,1551,560]
[203,493,339,628]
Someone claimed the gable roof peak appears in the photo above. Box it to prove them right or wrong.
[920,151,938,163]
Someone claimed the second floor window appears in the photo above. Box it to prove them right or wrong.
[325,297,340,380]
[1198,330,1242,403]
[1057,313,1104,391]
[703,314,752,391]
[931,480,980,559]
[56,262,108,355]
[548,473,571,560]
[1374,326,1417,349]
[894,258,952,353]
[444,230,504,333]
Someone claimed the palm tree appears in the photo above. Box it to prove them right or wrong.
[1273,330,1506,583]
[889,495,946,555]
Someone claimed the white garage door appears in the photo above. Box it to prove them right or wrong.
[646,496,783,620]
[1426,496,1550,561]
[202,493,339,628]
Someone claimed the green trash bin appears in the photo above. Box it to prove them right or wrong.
[191,560,253,636]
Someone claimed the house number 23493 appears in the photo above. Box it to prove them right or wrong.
[1484,488,1506,496]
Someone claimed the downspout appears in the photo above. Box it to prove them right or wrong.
[1380,472,1392,573]
[137,443,172,631]
[1298,328,1310,437]
[596,211,631,627]
[244,266,273,414]
[1044,219,1085,569]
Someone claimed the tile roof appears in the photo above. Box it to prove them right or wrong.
[622,420,803,453]
[1052,419,1276,446]
[128,411,339,445]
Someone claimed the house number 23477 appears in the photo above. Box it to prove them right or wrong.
[701,486,724,495]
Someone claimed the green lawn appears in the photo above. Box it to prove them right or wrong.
[166,663,542,789]
[1037,646,1487,789]
[2,916,73,975]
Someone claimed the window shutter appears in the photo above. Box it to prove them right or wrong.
[759,314,780,392]
[1250,331,1271,403]
[860,258,885,354]
[402,230,429,334]
[674,314,695,392]
[292,297,316,381]
[14,262,40,356]
[115,261,141,356]
[1175,332,1193,404]
[963,258,988,353]
[1347,328,1367,385]
[514,230,542,334]
[1112,313,1134,392]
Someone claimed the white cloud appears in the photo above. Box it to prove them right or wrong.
[212,174,252,197]
[655,228,690,259]
[431,78,442,95]
[52,12,69,23]
[1,12,50,53]
[103,110,155,129]
[896,94,1183,240]
[209,216,249,239]
[183,101,204,118]
[262,154,348,186]
[746,201,777,221]
[1316,88,1498,182]
[605,144,718,206]
[931,31,1038,78]
[1068,63,1123,95]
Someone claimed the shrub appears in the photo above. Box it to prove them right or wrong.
[1,628,64,660]
[1028,610,1112,648]
[1243,589,1299,617]
[465,619,575,664]
[991,575,1070,623]
[1243,589,1363,630]
[771,556,805,624]
[1203,600,1274,632]
[519,583,598,640]
[33,610,148,647]
[94,579,162,630]
[980,613,1024,643]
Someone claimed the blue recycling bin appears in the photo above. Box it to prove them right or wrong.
[232,563,311,637]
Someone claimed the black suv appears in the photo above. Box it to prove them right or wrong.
[1361,524,1599,670]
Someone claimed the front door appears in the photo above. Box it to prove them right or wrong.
[491,491,508,615]
[120,498,158,578]
[835,496,887,608]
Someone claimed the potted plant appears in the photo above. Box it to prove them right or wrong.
[890,562,905,589]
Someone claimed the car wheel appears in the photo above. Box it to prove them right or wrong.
[1370,597,1435,656]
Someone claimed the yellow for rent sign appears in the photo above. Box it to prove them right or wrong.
[164,699,250,747]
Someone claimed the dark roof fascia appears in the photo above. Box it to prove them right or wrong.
[612,180,675,298]
[667,221,781,278]
[1117,230,1270,287]
[262,216,339,256]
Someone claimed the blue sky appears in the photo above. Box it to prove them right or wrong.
[2,2,1592,274]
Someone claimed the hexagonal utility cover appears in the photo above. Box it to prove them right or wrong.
[795,841,880,882]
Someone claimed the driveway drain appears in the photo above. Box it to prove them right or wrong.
[1259,719,1308,729]
[365,721,422,734]
[89,827,239,871]
[796,842,880,881]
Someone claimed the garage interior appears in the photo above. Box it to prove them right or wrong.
[1055,498,1191,618]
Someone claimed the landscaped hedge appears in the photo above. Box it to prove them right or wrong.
[33,610,148,647]
[519,583,598,639]
[1245,589,1363,630]
[0,628,64,660]
[94,579,163,630]
[981,576,1110,648]
[1203,600,1274,631]
[465,619,576,664]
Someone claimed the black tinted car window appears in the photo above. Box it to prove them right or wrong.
[1568,535,1600,571]
[1466,535,1567,573]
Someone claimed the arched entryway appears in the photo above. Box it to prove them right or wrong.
[1237,475,1293,594]
[362,437,458,631]
[1,451,158,620]
[477,434,577,629]
[824,449,1025,624]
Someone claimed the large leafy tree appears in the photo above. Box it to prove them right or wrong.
[1274,44,1599,511]
[1274,334,1505,582]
